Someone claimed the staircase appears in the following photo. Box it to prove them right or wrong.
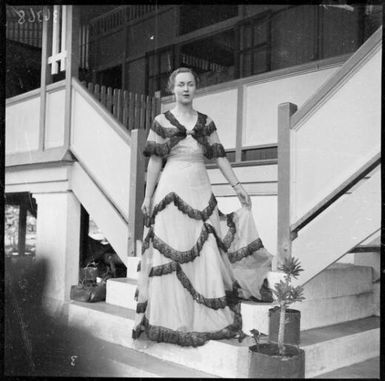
[68,255,379,377]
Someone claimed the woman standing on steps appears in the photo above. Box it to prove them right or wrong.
[132,67,273,347]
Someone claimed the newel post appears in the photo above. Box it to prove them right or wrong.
[128,128,147,256]
[277,102,297,269]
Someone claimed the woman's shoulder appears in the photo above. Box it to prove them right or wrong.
[151,112,178,138]
[196,112,216,134]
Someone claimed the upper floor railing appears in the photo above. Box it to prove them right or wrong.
[6,5,43,48]
[88,5,159,40]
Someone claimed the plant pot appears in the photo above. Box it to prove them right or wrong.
[248,343,305,378]
[269,307,301,346]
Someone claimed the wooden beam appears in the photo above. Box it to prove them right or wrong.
[235,84,244,162]
[128,129,147,257]
[39,6,53,152]
[64,6,81,149]
[276,102,297,268]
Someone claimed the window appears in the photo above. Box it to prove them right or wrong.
[147,48,174,95]
[239,12,271,77]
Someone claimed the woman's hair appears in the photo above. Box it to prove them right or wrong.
[167,67,200,94]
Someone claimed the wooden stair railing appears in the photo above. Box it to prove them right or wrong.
[276,27,382,269]
[81,81,160,131]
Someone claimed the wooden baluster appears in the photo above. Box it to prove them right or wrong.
[112,88,118,118]
[100,85,106,107]
[88,82,94,93]
[116,89,122,122]
[145,95,151,130]
[106,87,113,113]
[128,92,134,130]
[94,84,100,101]
[122,90,129,129]
[139,94,145,129]
[134,93,139,130]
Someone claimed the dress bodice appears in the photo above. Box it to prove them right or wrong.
[143,110,226,160]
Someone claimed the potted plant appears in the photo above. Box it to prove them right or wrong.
[248,256,305,378]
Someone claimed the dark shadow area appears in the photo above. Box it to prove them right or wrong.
[4,256,114,377]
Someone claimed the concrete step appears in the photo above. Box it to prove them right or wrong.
[106,263,375,333]
[67,301,379,378]
[302,317,380,378]
[106,277,137,309]
[301,263,373,299]
[88,338,217,377]
[61,320,216,378]
[313,356,379,379]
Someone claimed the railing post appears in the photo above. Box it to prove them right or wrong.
[128,128,147,256]
[64,5,80,149]
[277,102,297,269]
[39,6,53,151]
[235,83,244,162]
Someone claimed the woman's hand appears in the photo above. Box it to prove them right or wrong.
[141,196,152,216]
[233,183,252,209]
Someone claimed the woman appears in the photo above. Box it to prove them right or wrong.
[132,67,272,347]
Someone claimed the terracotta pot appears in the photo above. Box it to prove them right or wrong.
[248,343,305,378]
[268,307,301,346]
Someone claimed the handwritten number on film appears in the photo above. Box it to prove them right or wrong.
[15,8,52,24]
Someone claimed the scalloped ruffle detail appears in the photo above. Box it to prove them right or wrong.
[147,261,238,310]
[142,213,236,263]
[143,136,184,158]
[132,302,242,347]
[227,238,264,264]
[150,192,217,225]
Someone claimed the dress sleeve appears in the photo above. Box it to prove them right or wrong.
[206,117,227,159]
[143,118,170,158]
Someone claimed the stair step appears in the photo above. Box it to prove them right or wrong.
[105,263,375,333]
[301,263,373,299]
[302,316,380,378]
[314,356,379,378]
[68,301,379,378]
[106,277,137,309]
[88,338,217,377]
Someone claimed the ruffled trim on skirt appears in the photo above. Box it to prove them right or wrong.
[132,302,242,347]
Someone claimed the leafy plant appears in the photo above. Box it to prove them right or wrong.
[272,257,305,356]
[250,329,267,351]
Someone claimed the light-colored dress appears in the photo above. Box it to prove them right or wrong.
[132,111,272,347]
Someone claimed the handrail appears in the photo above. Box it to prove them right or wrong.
[71,77,131,145]
[291,152,381,235]
[6,88,41,105]
[161,53,349,104]
[291,26,382,130]
[72,155,129,224]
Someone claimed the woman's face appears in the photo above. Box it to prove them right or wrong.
[172,72,196,105]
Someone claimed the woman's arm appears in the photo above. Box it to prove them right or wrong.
[216,156,252,209]
[141,155,163,216]
[208,129,251,208]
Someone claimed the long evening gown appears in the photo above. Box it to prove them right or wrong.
[132,110,272,347]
